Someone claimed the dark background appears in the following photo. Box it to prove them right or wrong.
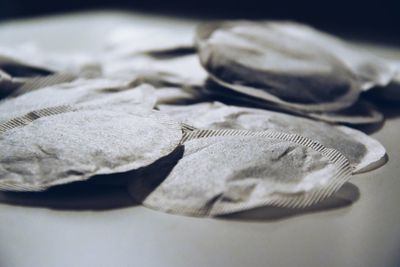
[0,0,399,43]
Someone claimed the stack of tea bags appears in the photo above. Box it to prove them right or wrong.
[0,20,397,217]
[195,21,400,124]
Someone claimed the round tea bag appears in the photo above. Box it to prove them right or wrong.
[0,79,157,123]
[196,21,398,112]
[203,77,384,125]
[129,130,352,217]
[159,102,386,173]
[0,103,182,192]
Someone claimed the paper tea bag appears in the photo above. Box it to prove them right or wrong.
[196,21,398,112]
[0,78,157,123]
[129,129,352,216]
[0,92,182,192]
[0,45,101,76]
[102,53,208,88]
[0,51,53,77]
[102,23,201,86]
[0,48,79,98]
[101,49,210,105]
[159,102,386,173]
[307,100,384,125]
[203,79,384,125]
[154,86,208,105]
[0,69,18,98]
[5,73,77,99]
[105,24,194,56]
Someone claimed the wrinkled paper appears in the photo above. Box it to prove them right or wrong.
[130,130,352,216]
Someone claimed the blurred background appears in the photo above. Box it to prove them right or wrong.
[0,0,399,43]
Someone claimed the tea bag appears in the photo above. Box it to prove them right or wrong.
[0,47,81,98]
[99,51,210,106]
[7,74,78,98]
[105,24,194,56]
[0,78,157,123]
[101,24,207,87]
[129,129,352,216]
[196,21,398,112]
[204,79,384,125]
[102,53,207,88]
[308,100,384,125]
[0,44,100,75]
[0,69,17,98]
[159,102,386,173]
[0,93,182,192]
[0,50,54,77]
[154,86,208,105]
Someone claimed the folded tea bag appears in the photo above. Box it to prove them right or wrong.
[159,102,386,173]
[196,21,398,112]
[0,78,157,123]
[129,129,352,216]
[0,92,182,191]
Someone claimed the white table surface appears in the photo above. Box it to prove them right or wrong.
[0,11,399,267]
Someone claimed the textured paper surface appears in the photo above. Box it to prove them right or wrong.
[160,102,386,173]
[0,79,157,123]
[196,21,398,112]
[0,89,182,191]
[130,130,352,216]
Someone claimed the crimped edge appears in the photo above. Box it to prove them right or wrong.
[13,73,77,96]
[0,105,75,134]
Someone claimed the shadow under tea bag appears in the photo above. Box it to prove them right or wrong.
[129,129,352,217]
[196,21,398,112]
[159,102,386,173]
[0,92,182,192]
